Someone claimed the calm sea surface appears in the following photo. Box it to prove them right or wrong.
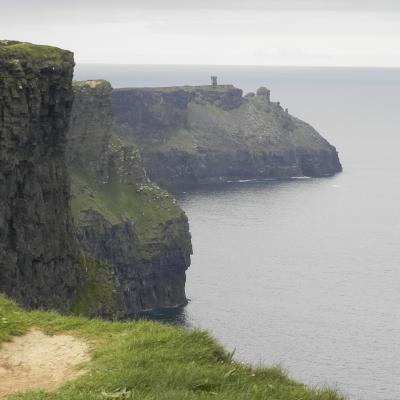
[76,65,400,400]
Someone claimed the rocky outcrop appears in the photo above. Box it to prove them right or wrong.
[68,81,192,317]
[112,85,342,187]
[0,41,78,311]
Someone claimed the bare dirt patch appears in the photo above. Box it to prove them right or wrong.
[0,329,90,398]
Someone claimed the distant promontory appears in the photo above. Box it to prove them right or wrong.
[112,84,342,187]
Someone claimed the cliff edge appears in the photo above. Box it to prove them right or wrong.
[0,41,78,311]
[112,85,342,187]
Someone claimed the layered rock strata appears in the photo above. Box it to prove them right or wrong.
[68,81,192,317]
[0,41,78,311]
[112,85,342,187]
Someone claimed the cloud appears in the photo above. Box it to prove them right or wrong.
[2,1,400,28]
[128,0,400,12]
[3,0,400,18]
[1,0,400,66]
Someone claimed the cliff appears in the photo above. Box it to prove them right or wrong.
[112,85,342,187]
[0,41,78,311]
[67,80,192,317]
[0,42,192,318]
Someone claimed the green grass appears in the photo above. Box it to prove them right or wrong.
[70,169,184,243]
[70,253,120,319]
[72,80,112,90]
[0,40,72,66]
[0,294,345,400]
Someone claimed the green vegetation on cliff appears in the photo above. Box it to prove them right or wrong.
[71,169,184,244]
[68,80,189,246]
[68,80,192,315]
[71,253,120,319]
[0,40,73,65]
[0,294,344,400]
[72,80,110,89]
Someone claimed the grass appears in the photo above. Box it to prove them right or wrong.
[0,294,345,400]
[0,40,72,66]
[72,80,112,90]
[72,79,112,93]
[70,253,120,319]
[70,169,184,244]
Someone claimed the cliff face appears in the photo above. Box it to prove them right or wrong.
[0,41,78,311]
[67,80,113,178]
[68,81,192,317]
[112,85,342,187]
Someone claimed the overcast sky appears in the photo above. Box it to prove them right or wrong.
[1,0,400,66]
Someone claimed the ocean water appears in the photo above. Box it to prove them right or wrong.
[75,65,400,400]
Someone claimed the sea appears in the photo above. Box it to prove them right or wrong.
[75,64,400,400]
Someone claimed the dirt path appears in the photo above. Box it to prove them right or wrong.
[0,329,90,398]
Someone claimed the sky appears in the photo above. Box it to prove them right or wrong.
[1,0,400,66]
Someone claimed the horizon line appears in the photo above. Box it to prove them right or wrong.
[75,63,400,69]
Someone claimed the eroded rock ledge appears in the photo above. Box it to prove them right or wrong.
[112,85,342,187]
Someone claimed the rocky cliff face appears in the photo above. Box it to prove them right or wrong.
[112,85,342,187]
[0,41,78,311]
[67,80,113,178]
[68,81,192,317]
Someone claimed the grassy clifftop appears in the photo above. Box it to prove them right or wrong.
[0,294,344,400]
[0,40,73,66]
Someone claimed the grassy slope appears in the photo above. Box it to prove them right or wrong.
[70,170,183,244]
[0,294,345,400]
